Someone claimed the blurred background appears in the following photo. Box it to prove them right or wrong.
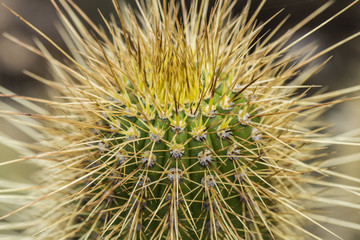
[0,0,359,239]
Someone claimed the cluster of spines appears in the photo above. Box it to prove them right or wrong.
[2,0,359,239]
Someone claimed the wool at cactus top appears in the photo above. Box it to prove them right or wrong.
[0,0,360,239]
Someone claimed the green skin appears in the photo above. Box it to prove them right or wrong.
[75,76,270,239]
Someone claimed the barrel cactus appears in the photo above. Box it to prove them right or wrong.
[1,0,359,239]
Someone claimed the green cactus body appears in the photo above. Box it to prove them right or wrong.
[84,74,265,238]
[1,0,360,239]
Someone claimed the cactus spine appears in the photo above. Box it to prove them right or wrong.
[1,0,360,239]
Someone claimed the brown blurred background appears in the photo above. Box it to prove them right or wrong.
[0,0,359,239]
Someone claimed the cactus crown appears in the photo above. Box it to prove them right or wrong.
[0,0,360,239]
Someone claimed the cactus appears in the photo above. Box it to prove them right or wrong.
[1,0,360,239]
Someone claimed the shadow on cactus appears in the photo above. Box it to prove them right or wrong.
[0,0,360,239]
